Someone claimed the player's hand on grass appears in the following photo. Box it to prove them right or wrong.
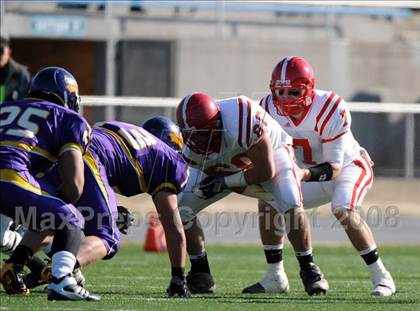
[166,276,191,298]
[117,205,134,234]
[195,176,227,199]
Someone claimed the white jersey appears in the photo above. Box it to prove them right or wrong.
[260,90,360,168]
[183,95,293,175]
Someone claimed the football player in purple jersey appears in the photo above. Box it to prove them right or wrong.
[0,67,99,301]
[36,117,190,297]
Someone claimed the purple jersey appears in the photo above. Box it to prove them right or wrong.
[0,99,91,174]
[90,121,189,197]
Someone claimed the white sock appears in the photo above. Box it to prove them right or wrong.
[267,261,284,275]
[51,251,76,279]
[368,258,387,276]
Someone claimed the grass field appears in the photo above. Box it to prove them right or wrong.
[1,244,419,310]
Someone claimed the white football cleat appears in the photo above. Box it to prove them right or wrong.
[48,274,100,301]
[371,270,396,297]
[242,270,289,294]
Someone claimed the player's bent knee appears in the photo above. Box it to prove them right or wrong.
[276,199,301,214]
[103,239,120,260]
[179,206,197,225]
[332,206,349,217]
[331,207,354,224]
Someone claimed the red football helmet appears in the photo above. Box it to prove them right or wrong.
[176,92,222,155]
[270,56,315,116]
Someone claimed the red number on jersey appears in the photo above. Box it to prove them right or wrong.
[340,108,349,127]
[293,138,316,165]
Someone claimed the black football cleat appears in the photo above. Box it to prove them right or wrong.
[299,263,329,296]
[0,262,30,295]
[166,276,191,298]
[186,271,216,294]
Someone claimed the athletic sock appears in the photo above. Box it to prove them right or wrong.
[263,244,283,264]
[359,246,387,275]
[51,251,76,279]
[263,245,284,275]
[189,251,211,274]
[359,246,379,265]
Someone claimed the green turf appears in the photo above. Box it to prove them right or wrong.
[1,244,419,310]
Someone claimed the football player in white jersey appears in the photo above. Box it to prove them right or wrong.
[177,92,329,296]
[242,56,395,296]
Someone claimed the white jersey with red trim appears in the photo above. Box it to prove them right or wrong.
[183,95,292,175]
[260,90,360,168]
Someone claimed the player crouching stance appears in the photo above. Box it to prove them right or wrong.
[176,93,329,296]
[73,119,190,297]
[244,56,396,296]
[0,67,99,300]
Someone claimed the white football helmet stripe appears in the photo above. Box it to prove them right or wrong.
[181,93,193,129]
[280,56,293,81]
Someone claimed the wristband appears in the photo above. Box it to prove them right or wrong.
[224,171,247,188]
[307,162,333,182]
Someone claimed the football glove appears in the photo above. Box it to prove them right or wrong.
[195,176,227,199]
[116,206,134,235]
[166,276,191,298]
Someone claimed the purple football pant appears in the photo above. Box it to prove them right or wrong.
[79,151,120,260]
[0,169,84,231]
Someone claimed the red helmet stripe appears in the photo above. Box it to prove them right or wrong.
[319,96,342,136]
[314,92,336,132]
[237,97,244,147]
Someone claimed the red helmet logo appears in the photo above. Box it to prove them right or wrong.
[176,92,222,155]
[270,56,315,116]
